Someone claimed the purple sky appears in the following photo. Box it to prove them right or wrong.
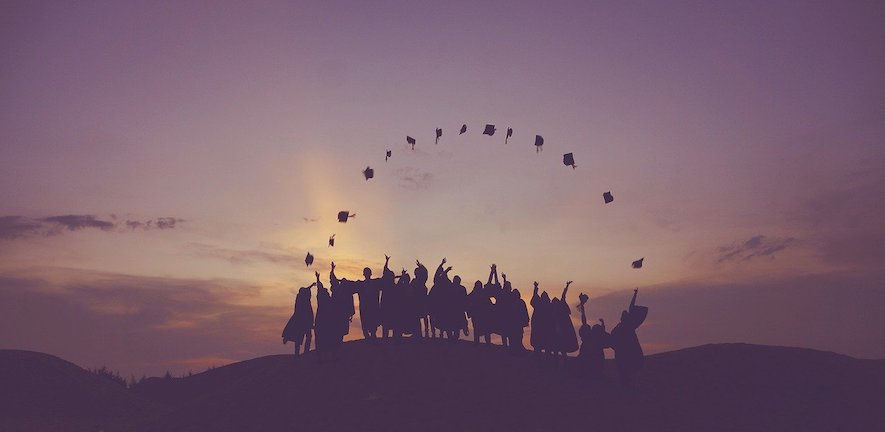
[1,1,884,376]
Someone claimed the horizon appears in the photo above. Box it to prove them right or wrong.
[1,0,884,377]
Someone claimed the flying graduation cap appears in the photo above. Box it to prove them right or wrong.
[603,191,614,204]
[506,128,513,144]
[305,252,314,267]
[385,150,392,162]
[337,211,355,223]
[435,128,442,144]
[483,124,496,136]
[459,124,467,135]
[632,258,644,269]
[363,166,374,180]
[328,234,335,247]
[563,153,576,169]
[406,136,416,150]
[535,135,544,152]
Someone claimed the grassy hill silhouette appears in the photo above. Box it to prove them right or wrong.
[3,341,883,431]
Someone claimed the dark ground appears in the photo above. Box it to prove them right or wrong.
[2,340,884,431]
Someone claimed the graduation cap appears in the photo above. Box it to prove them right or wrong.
[305,252,314,267]
[459,124,467,135]
[483,124,496,136]
[385,150,391,162]
[505,128,513,144]
[632,258,644,269]
[435,128,442,144]
[328,234,335,247]
[363,166,374,180]
[337,211,355,223]
[535,135,544,152]
[563,153,576,169]
[406,136,416,150]
[603,191,614,204]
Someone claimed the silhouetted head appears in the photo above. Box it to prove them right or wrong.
[511,289,521,299]
[415,265,428,280]
[621,310,629,322]
[400,273,411,284]
[540,292,550,303]
[551,297,561,305]
[453,275,461,285]
[503,281,512,291]
[473,281,482,292]
[363,267,372,279]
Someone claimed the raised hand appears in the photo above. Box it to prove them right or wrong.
[331,261,336,271]
[385,254,391,262]
[566,281,574,287]
[445,266,453,273]
[315,271,320,280]
[441,257,447,265]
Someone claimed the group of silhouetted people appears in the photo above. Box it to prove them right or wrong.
[283,256,648,385]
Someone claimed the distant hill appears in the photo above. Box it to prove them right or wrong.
[3,342,884,431]
[0,349,153,432]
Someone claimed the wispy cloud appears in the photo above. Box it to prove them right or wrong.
[188,243,300,266]
[0,214,184,240]
[716,235,794,263]
[395,167,434,190]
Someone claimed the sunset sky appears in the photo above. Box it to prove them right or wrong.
[1,0,883,377]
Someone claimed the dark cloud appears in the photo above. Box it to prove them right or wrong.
[0,216,47,239]
[41,215,115,231]
[716,235,794,263]
[0,215,185,239]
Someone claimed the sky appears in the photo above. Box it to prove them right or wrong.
[1,0,883,377]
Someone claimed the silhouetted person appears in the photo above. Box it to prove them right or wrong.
[282,274,316,356]
[551,281,578,358]
[395,270,415,337]
[330,261,356,327]
[467,280,492,344]
[577,293,610,381]
[495,273,513,347]
[428,258,451,339]
[508,287,529,351]
[451,275,469,340]
[355,255,390,340]
[380,258,398,338]
[484,264,503,345]
[410,260,430,338]
[315,267,345,359]
[530,282,553,353]
[610,288,648,386]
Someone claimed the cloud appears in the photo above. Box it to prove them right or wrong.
[0,214,185,240]
[41,215,115,231]
[188,243,300,266]
[0,216,47,239]
[0,268,284,377]
[395,167,434,190]
[716,235,794,263]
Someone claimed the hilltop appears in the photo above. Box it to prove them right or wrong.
[2,341,884,431]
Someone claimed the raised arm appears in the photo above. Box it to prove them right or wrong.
[578,293,589,326]
[630,288,638,310]
[487,264,496,286]
[561,281,572,302]
[330,261,339,287]
[434,258,447,282]
[492,266,500,286]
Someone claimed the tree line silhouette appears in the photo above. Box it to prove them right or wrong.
[283,257,648,385]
